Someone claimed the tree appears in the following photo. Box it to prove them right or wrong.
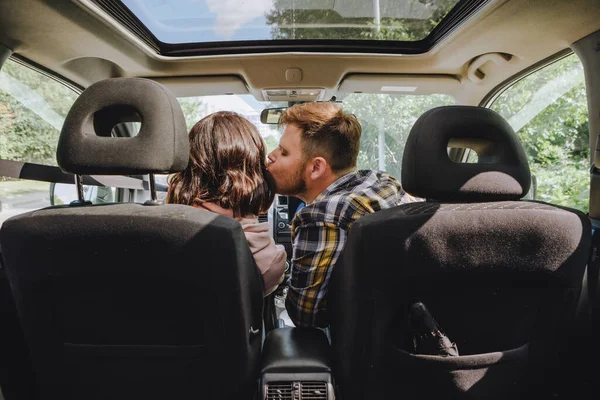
[178,97,206,130]
[265,0,458,41]
[264,0,460,180]
[343,93,453,179]
[264,4,591,212]
[0,59,77,173]
[491,55,589,211]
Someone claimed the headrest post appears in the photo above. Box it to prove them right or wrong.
[144,173,162,206]
[70,174,91,206]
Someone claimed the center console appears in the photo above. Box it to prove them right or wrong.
[267,195,306,327]
[271,195,305,259]
[262,199,334,398]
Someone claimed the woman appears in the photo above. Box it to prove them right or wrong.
[167,111,286,296]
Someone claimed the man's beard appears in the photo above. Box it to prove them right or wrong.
[275,162,307,197]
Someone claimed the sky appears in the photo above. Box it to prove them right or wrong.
[121,0,274,43]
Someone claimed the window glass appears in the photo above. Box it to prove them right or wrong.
[0,59,78,165]
[51,183,117,206]
[0,179,50,227]
[342,93,454,180]
[120,0,460,44]
[178,95,287,154]
[0,59,79,227]
[490,54,589,212]
[176,93,455,181]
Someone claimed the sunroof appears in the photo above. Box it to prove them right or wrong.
[119,0,461,44]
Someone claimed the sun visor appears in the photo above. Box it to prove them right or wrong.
[338,74,460,96]
[151,75,249,97]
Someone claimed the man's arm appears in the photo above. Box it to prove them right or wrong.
[285,222,346,328]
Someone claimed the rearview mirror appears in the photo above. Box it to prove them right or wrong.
[260,108,286,124]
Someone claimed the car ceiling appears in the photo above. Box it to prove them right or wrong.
[0,0,599,105]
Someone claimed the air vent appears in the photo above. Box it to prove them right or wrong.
[266,382,293,400]
[258,213,269,223]
[300,382,328,399]
[265,381,328,400]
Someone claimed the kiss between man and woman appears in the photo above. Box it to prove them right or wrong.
[166,101,417,329]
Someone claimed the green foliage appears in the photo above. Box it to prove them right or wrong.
[343,93,454,179]
[491,55,589,212]
[264,5,591,212]
[0,59,77,173]
[266,7,371,40]
[1,13,591,214]
[362,0,459,41]
[263,135,280,155]
[265,0,458,41]
[178,97,205,131]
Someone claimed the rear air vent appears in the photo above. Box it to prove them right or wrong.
[300,382,328,399]
[266,382,293,400]
[265,381,328,400]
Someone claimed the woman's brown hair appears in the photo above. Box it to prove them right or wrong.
[167,111,275,217]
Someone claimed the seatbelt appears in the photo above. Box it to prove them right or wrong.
[0,159,167,192]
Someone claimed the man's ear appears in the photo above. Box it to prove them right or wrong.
[308,156,329,181]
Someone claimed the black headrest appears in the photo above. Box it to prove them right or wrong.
[57,78,189,175]
[401,106,531,202]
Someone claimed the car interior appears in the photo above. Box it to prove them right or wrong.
[0,0,599,399]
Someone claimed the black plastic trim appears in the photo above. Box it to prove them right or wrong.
[93,0,160,53]
[93,0,491,57]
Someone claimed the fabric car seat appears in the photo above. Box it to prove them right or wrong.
[0,249,36,400]
[0,78,264,400]
[329,106,591,400]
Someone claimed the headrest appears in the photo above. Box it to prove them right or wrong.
[57,78,189,175]
[401,106,530,202]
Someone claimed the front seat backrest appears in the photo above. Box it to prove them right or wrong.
[0,78,264,400]
[330,106,591,400]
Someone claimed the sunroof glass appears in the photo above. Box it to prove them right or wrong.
[119,0,461,44]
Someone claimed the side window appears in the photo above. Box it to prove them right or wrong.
[489,54,589,212]
[0,59,79,226]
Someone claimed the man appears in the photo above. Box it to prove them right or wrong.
[267,102,416,328]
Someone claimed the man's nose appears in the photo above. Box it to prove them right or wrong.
[267,153,275,165]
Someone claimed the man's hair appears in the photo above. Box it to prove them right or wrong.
[279,102,361,173]
[167,111,275,217]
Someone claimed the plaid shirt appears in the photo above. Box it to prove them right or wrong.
[285,170,419,327]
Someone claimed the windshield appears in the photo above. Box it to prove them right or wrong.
[120,0,460,44]
[177,93,455,180]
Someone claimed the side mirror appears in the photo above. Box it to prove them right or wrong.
[260,108,286,124]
